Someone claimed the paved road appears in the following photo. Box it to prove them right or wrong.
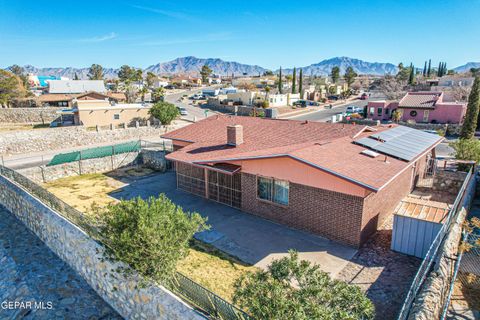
[164,87,219,122]
[0,205,121,319]
[287,98,379,122]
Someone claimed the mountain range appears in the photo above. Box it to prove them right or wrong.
[6,56,479,79]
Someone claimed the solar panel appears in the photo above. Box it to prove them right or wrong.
[354,126,442,161]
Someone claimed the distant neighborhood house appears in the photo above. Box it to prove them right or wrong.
[162,116,442,247]
[368,91,467,124]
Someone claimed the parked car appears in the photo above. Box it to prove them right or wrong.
[293,100,307,108]
[178,107,188,116]
[360,93,369,100]
[345,105,363,114]
[328,95,339,101]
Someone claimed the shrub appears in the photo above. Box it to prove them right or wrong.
[149,101,180,125]
[233,251,375,320]
[450,138,480,171]
[97,195,208,284]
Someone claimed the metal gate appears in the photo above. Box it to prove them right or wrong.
[207,170,242,208]
[416,156,437,188]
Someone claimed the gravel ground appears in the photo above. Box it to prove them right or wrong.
[336,216,421,320]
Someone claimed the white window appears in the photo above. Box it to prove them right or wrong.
[369,107,375,115]
[257,176,289,205]
[113,114,120,120]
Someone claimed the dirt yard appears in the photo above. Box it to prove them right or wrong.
[336,216,421,319]
[44,170,257,301]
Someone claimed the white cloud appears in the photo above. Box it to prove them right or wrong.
[78,32,118,43]
[131,5,190,20]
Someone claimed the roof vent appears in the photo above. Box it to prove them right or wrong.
[361,149,380,158]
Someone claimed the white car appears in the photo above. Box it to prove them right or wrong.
[345,105,363,114]
[179,108,188,116]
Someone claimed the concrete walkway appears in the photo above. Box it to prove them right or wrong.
[110,172,357,276]
[0,205,121,319]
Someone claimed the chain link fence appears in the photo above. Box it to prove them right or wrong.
[0,164,251,320]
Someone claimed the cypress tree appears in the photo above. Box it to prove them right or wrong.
[427,59,432,77]
[278,67,283,94]
[438,62,442,77]
[292,67,297,94]
[460,76,480,139]
[299,68,303,96]
[408,63,415,85]
[423,61,427,77]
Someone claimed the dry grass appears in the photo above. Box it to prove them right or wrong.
[44,172,256,300]
[453,273,480,310]
[44,173,124,213]
[178,240,257,301]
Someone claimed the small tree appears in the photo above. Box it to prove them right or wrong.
[450,138,480,170]
[298,69,303,96]
[278,67,283,94]
[331,66,340,84]
[392,109,402,122]
[460,76,480,139]
[344,66,358,88]
[408,63,415,85]
[152,87,165,102]
[97,195,207,284]
[146,71,158,88]
[88,64,104,80]
[292,67,297,94]
[200,64,212,84]
[233,251,375,320]
[149,101,180,125]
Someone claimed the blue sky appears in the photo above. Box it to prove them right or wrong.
[1,0,479,69]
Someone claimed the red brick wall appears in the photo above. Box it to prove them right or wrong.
[241,173,365,246]
[360,153,429,244]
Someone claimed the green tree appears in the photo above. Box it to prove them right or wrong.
[263,70,274,76]
[344,66,358,88]
[74,72,79,80]
[331,66,340,83]
[149,101,180,125]
[427,59,432,77]
[88,64,104,80]
[278,67,283,94]
[298,69,303,95]
[0,70,27,107]
[233,251,375,320]
[152,87,165,102]
[292,67,297,94]
[118,65,135,83]
[396,64,410,82]
[146,72,157,88]
[200,64,212,84]
[408,63,415,85]
[423,61,427,77]
[460,77,480,139]
[97,195,207,284]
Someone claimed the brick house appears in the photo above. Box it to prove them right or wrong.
[368,91,466,124]
[162,116,442,247]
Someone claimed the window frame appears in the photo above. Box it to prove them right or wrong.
[113,113,120,120]
[256,175,289,206]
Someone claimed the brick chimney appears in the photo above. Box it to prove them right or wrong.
[227,124,243,146]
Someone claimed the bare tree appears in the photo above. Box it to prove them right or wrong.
[378,75,407,100]
[449,85,471,102]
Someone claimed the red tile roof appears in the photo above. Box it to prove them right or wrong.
[162,115,439,191]
[398,92,443,109]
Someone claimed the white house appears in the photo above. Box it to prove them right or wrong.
[48,80,106,94]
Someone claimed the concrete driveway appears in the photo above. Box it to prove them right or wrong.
[109,172,357,277]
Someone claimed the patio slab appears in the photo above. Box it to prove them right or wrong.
[110,172,357,277]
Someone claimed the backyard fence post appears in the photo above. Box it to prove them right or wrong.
[111,146,114,170]
[41,166,46,183]
[79,151,82,176]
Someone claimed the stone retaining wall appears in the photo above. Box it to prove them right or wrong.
[0,175,204,320]
[433,170,468,194]
[407,173,476,320]
[0,107,63,124]
[0,120,188,156]
[140,149,167,172]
